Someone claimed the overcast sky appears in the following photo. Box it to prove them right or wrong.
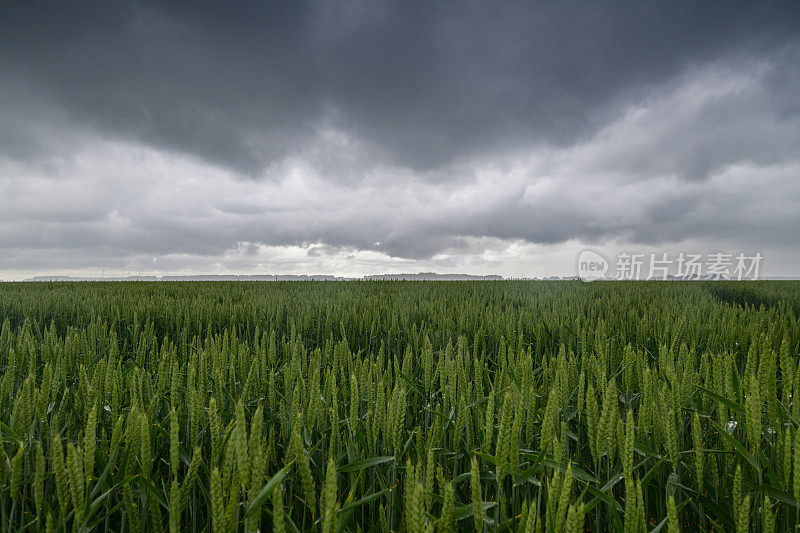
[2,1,799,279]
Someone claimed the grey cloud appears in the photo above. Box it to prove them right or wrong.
[2,1,800,277]
[579,48,800,182]
[2,1,800,179]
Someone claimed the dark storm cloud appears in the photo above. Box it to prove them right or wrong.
[2,1,800,277]
[2,0,799,178]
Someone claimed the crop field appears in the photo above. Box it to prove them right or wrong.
[0,281,799,532]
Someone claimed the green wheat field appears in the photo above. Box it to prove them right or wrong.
[1,281,799,532]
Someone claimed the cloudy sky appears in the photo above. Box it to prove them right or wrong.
[1,1,799,279]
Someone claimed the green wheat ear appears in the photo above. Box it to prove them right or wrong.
[565,502,584,533]
[523,500,539,533]
[51,430,71,516]
[10,444,24,501]
[794,428,800,501]
[745,373,762,452]
[210,467,225,533]
[623,408,634,478]
[763,495,776,533]
[665,407,678,469]
[736,494,751,533]
[470,456,483,533]
[34,441,45,515]
[782,426,793,489]
[586,384,599,462]
[170,407,180,478]
[407,478,426,533]
[209,396,221,463]
[483,392,495,451]
[440,480,455,533]
[169,477,181,533]
[234,399,250,489]
[666,494,678,533]
[84,403,97,482]
[623,477,637,533]
[66,442,85,523]
[322,455,339,533]
[692,411,704,493]
[290,411,316,513]
[425,446,436,511]
[273,483,286,533]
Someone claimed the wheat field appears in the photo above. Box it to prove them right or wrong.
[0,281,799,532]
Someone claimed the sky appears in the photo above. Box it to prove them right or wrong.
[1,1,799,280]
